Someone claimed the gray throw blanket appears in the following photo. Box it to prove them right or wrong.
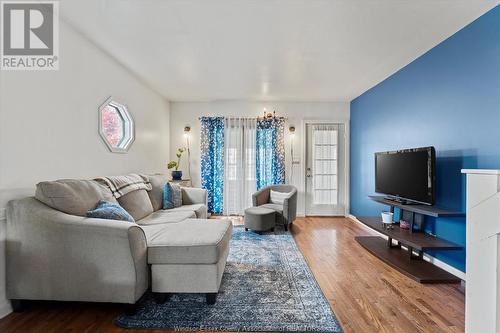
[95,174,152,199]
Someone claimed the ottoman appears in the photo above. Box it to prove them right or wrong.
[147,218,233,305]
[244,207,276,232]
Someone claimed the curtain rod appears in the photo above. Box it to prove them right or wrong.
[198,116,288,120]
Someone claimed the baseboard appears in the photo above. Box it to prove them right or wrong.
[425,254,466,281]
[347,214,466,281]
[0,300,12,319]
[347,214,357,221]
[0,207,10,319]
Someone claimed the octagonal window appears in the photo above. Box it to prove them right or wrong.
[99,98,134,153]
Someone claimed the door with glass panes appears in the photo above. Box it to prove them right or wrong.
[305,123,346,216]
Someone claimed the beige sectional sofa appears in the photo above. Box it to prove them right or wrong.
[6,174,232,311]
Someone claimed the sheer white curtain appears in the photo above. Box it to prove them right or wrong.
[223,118,257,215]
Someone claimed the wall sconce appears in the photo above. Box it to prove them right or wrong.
[184,126,191,138]
[289,126,295,135]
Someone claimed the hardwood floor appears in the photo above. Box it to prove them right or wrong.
[0,217,464,333]
[293,217,464,333]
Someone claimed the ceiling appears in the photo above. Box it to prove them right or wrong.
[60,0,499,102]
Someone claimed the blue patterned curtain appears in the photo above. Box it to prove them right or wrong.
[200,117,225,214]
[256,118,285,190]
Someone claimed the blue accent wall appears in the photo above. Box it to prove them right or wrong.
[350,5,500,272]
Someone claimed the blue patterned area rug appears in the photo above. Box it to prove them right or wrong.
[115,226,343,332]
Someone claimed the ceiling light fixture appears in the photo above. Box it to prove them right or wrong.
[258,108,277,120]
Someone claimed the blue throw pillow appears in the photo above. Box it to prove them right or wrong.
[163,182,174,209]
[86,200,135,222]
[163,183,182,209]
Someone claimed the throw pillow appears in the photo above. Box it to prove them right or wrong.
[117,189,154,221]
[86,200,135,222]
[172,183,183,207]
[163,182,183,209]
[270,190,291,205]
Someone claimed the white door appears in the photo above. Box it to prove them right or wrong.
[305,123,346,216]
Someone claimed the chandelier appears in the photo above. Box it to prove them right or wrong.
[258,108,278,121]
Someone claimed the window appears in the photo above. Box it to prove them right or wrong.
[245,148,256,181]
[98,98,134,153]
[227,148,238,180]
[226,147,256,182]
[312,126,338,205]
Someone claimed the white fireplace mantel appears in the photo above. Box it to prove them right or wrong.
[462,169,500,333]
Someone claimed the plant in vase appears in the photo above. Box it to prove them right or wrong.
[168,147,186,180]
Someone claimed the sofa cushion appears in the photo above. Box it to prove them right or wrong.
[35,179,116,216]
[181,187,207,205]
[260,203,284,214]
[86,200,135,222]
[137,210,196,226]
[148,174,169,211]
[117,189,154,221]
[167,204,207,219]
[147,219,233,265]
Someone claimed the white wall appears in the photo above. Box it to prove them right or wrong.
[169,101,350,216]
[0,20,170,318]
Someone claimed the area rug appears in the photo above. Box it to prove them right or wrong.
[115,226,343,332]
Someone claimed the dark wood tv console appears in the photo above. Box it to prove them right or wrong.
[355,196,464,283]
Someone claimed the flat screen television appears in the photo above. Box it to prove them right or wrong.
[375,146,436,205]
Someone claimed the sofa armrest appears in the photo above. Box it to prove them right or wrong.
[181,187,208,205]
[6,197,148,304]
[283,189,298,225]
[252,187,270,206]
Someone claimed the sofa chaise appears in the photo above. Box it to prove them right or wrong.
[6,174,232,311]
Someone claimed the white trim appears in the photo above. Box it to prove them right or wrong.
[461,169,500,175]
[0,207,10,318]
[425,255,466,281]
[347,213,358,221]
[0,301,12,319]
[347,214,466,281]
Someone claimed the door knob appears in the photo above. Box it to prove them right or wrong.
[306,167,312,178]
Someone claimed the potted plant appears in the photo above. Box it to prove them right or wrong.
[168,147,186,180]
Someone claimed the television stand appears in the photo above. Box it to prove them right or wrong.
[383,197,419,206]
[369,195,463,233]
[354,196,464,283]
